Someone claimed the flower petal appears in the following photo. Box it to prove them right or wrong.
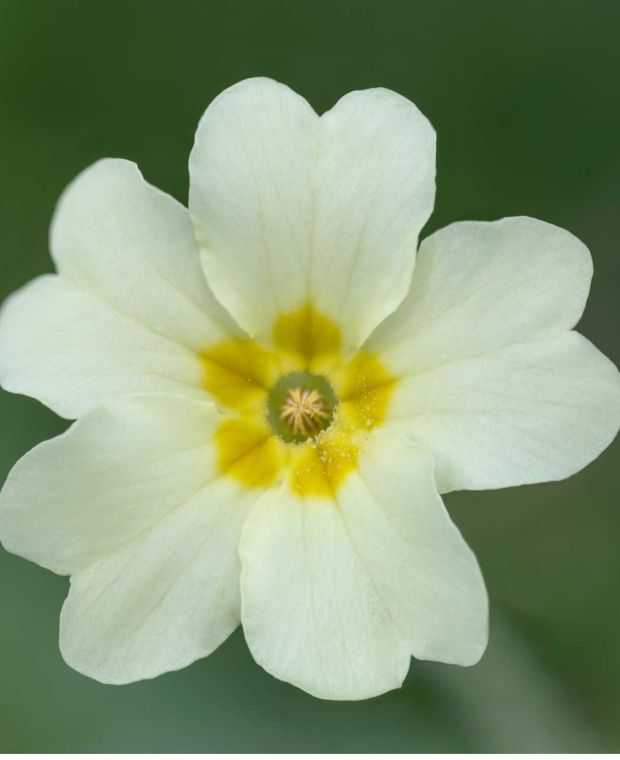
[0,275,206,418]
[0,159,235,418]
[0,395,244,575]
[59,475,252,684]
[368,217,593,371]
[367,217,620,491]
[189,77,435,346]
[0,394,257,683]
[240,430,487,700]
[388,332,620,492]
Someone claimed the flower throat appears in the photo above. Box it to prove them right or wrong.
[267,372,338,443]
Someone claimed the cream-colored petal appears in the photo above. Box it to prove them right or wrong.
[342,431,488,666]
[240,492,411,701]
[51,158,236,347]
[0,395,226,574]
[0,394,256,683]
[389,332,620,492]
[189,78,435,346]
[240,430,487,700]
[308,87,435,345]
[367,217,619,491]
[0,276,206,418]
[59,476,252,684]
[0,158,235,418]
[368,217,593,371]
[189,78,316,339]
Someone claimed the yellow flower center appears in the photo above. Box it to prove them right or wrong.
[201,304,397,498]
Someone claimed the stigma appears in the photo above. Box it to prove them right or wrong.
[280,388,330,438]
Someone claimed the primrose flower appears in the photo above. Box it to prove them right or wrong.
[1,78,619,701]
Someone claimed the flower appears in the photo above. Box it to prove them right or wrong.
[0,78,619,701]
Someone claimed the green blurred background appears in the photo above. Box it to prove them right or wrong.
[1,0,619,752]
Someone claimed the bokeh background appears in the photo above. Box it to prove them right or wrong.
[1,0,619,752]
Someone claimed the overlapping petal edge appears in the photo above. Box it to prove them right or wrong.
[0,77,618,700]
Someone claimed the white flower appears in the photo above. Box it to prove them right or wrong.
[0,78,619,701]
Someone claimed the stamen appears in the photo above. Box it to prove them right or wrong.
[280,387,330,438]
